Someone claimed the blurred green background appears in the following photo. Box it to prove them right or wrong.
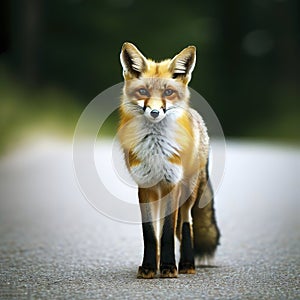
[0,0,299,154]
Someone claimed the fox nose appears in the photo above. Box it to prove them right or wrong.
[150,109,159,119]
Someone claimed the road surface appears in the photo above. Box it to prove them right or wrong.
[0,139,299,299]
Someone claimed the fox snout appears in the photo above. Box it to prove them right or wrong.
[145,106,165,122]
[150,109,159,119]
[137,99,167,122]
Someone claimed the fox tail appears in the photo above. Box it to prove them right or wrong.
[191,169,220,264]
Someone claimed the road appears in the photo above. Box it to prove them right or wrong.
[0,139,299,299]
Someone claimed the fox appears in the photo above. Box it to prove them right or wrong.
[118,42,220,279]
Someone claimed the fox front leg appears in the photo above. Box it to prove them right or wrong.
[137,221,157,279]
[137,188,158,279]
[159,186,180,278]
[160,211,178,278]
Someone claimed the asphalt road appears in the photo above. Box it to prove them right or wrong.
[0,139,299,299]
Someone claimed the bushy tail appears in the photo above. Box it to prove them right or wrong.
[192,173,220,264]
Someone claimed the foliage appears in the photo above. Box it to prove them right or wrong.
[0,0,299,152]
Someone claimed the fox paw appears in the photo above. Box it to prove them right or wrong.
[160,264,178,278]
[179,262,196,274]
[137,265,156,279]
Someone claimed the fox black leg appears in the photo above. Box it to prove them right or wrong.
[159,194,178,278]
[137,221,157,279]
[160,212,178,278]
[137,188,158,279]
[178,191,196,274]
[179,220,195,274]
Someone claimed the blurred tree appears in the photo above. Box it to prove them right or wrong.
[1,0,299,141]
[9,0,43,84]
[0,1,10,55]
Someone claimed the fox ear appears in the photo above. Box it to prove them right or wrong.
[120,42,148,78]
[169,46,196,83]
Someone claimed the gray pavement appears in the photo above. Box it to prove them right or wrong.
[0,139,299,299]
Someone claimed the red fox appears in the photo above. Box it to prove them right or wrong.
[118,42,220,278]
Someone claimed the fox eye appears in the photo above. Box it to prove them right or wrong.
[138,88,149,96]
[164,89,174,97]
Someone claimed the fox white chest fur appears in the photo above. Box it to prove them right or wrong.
[127,115,184,187]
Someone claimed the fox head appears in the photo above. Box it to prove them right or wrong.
[120,42,196,123]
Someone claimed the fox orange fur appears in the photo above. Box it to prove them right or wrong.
[118,42,220,278]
